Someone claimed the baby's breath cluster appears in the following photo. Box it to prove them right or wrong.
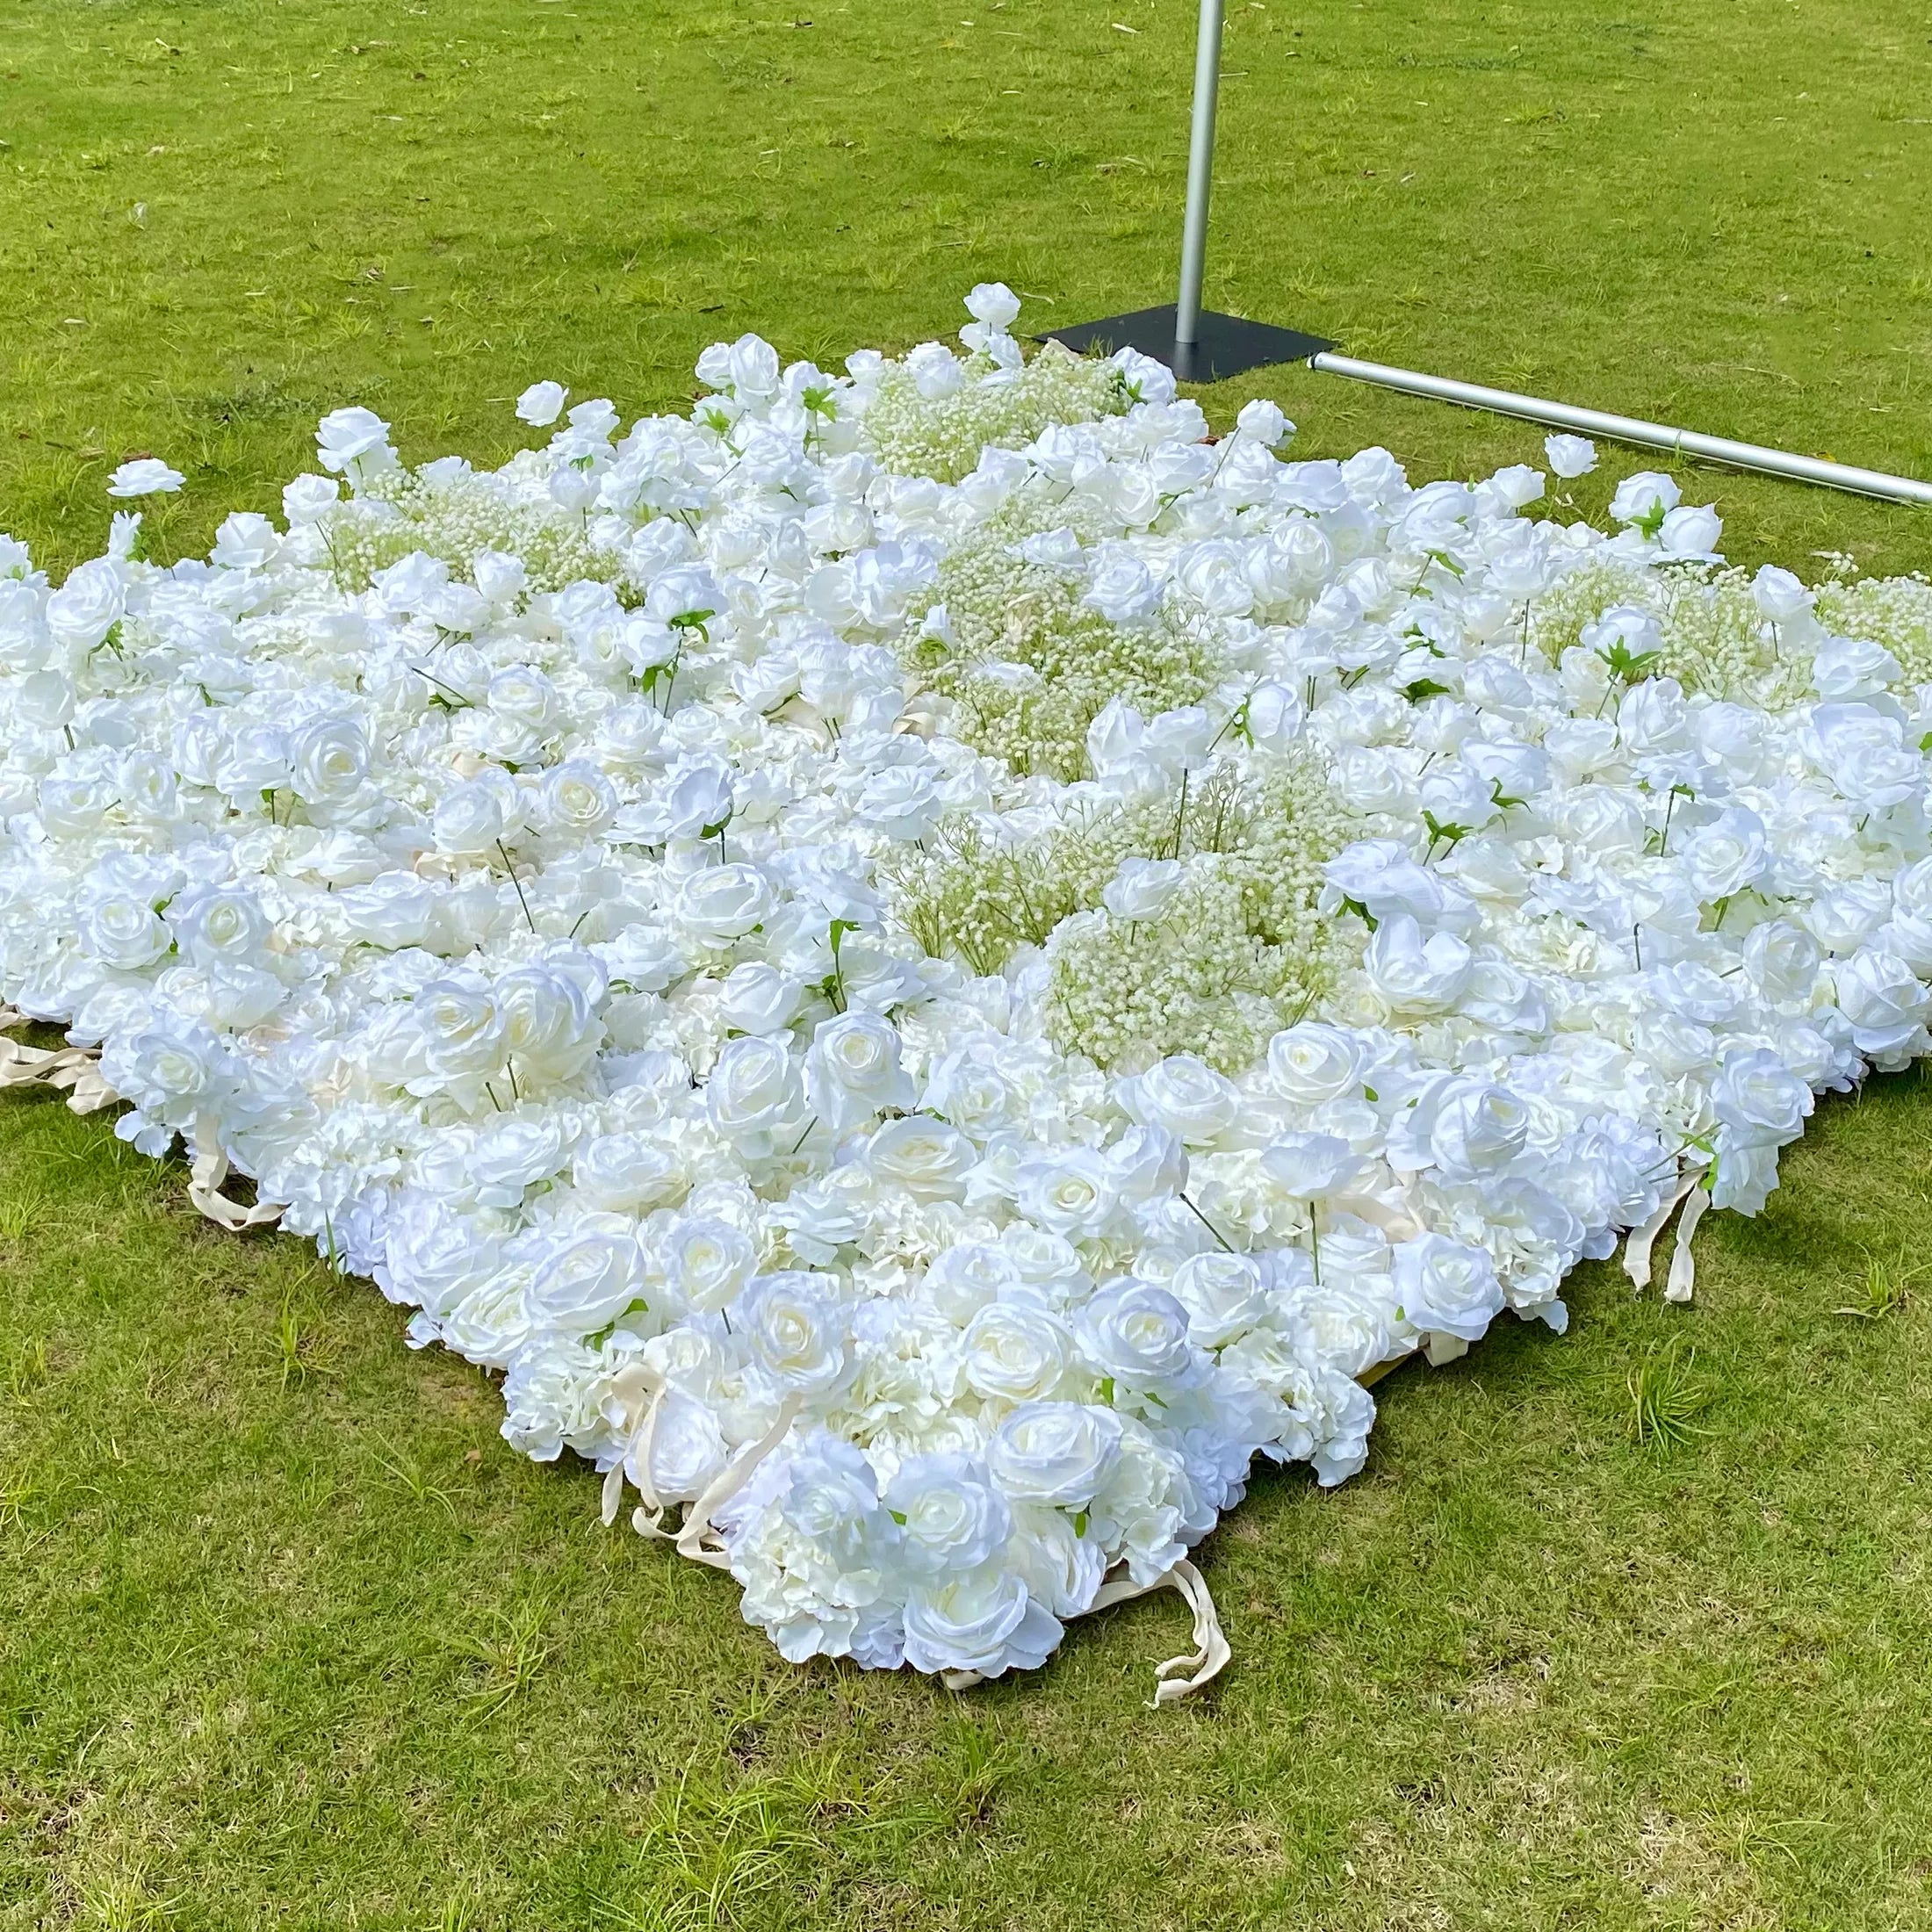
[1043,756,1353,1072]
[859,341,1128,483]
[906,522,1218,782]
[318,465,624,596]
[1816,573,1932,686]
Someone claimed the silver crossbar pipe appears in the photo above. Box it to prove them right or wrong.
[1308,351,1932,507]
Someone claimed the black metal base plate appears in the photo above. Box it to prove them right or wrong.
[1041,306,1336,385]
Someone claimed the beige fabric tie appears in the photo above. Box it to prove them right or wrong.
[943,1556,1231,1706]
[187,1114,287,1232]
[1663,1183,1710,1303]
[673,1391,805,1572]
[1623,1171,1702,1292]
[0,1006,119,1114]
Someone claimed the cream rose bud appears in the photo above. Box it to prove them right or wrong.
[706,1034,804,1141]
[515,379,568,427]
[901,1565,1063,1679]
[884,1451,1013,1574]
[803,1011,913,1131]
[80,892,170,970]
[433,779,510,856]
[987,1400,1124,1509]
[1083,547,1161,624]
[1100,855,1186,924]
[1169,1251,1273,1349]
[539,761,617,837]
[314,405,395,474]
[1014,1148,1120,1241]
[864,1115,977,1200]
[660,1215,756,1312]
[1259,1131,1361,1200]
[1543,432,1597,479]
[1364,914,1474,1015]
[1608,470,1680,526]
[1392,1233,1503,1343]
[1117,1052,1240,1146]
[962,1301,1075,1403]
[1074,1280,1198,1391]
[1266,1020,1367,1107]
[1106,1122,1187,1207]
[734,1271,851,1394]
[530,1225,647,1332]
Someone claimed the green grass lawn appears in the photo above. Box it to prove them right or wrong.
[4,0,1932,1923]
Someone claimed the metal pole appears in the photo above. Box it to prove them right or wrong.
[1174,0,1224,349]
[1308,352,1932,507]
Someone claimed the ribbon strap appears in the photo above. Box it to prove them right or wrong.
[1624,1172,1701,1291]
[674,1392,804,1572]
[187,1115,287,1233]
[1664,1184,1711,1304]
[0,1007,117,1114]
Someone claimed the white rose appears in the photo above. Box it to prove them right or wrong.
[1266,1022,1368,1107]
[962,1301,1074,1403]
[706,1034,804,1142]
[1014,1148,1119,1240]
[1608,470,1680,527]
[735,1271,850,1394]
[1710,1048,1811,1150]
[718,962,803,1035]
[1100,856,1186,923]
[530,1227,646,1332]
[286,717,371,807]
[167,885,270,971]
[433,780,511,857]
[1833,948,1930,1068]
[900,1566,1062,1679]
[803,1011,914,1131]
[1392,1234,1503,1343]
[864,1115,977,1200]
[315,406,396,475]
[986,1401,1123,1508]
[662,759,737,841]
[667,863,774,949]
[637,1388,728,1501]
[1683,804,1767,903]
[1543,433,1597,479]
[80,892,169,970]
[1116,1052,1239,1146]
[1259,1131,1363,1200]
[660,1215,756,1312]
[574,1132,685,1213]
[1169,1251,1275,1349]
[1363,915,1474,1015]
[1427,1083,1530,1179]
[884,1452,1013,1574]
[540,761,617,838]
[1073,1280,1198,1391]
[516,379,569,427]
[414,976,506,1082]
